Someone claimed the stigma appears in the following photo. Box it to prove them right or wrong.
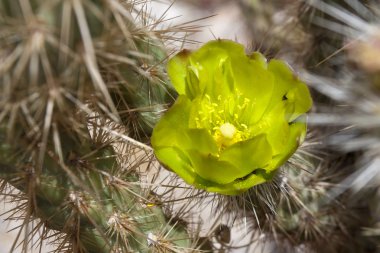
[219,123,236,139]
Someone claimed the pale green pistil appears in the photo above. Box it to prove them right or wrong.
[219,123,236,139]
[214,122,244,150]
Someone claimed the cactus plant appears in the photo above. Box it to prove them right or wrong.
[0,0,196,252]
[2,0,380,252]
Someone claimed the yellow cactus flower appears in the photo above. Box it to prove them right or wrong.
[151,40,312,195]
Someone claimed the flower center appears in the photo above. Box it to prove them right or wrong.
[214,122,243,150]
[219,123,236,139]
[193,92,252,150]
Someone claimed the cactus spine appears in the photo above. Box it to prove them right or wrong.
[0,0,193,252]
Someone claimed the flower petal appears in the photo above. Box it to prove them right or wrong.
[151,95,192,148]
[220,134,272,175]
[253,103,290,156]
[167,50,192,96]
[152,96,219,158]
[287,84,313,122]
[266,116,307,172]
[231,55,275,124]
[154,147,197,185]
[229,170,270,193]
[267,60,295,108]
[267,59,312,121]
[250,52,268,68]
[185,128,219,155]
[205,171,268,195]
[187,150,241,184]
[188,40,244,99]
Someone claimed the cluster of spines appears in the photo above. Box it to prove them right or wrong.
[0,0,199,252]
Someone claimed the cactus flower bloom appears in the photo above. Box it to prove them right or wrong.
[151,40,312,195]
